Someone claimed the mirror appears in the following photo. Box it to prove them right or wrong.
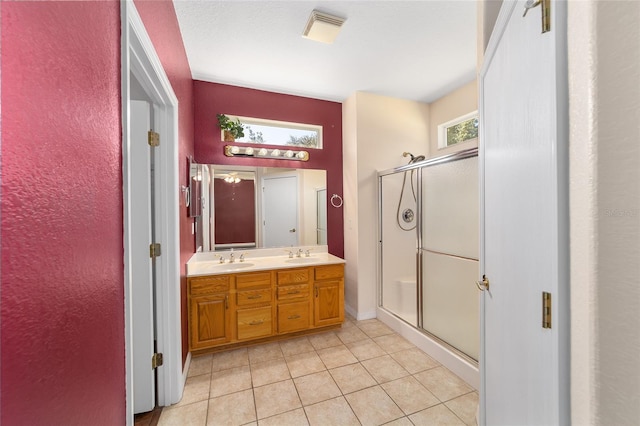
[194,164,327,252]
[188,156,202,217]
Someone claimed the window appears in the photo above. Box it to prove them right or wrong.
[224,116,322,149]
[438,111,478,149]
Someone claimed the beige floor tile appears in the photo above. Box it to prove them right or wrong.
[207,389,256,425]
[345,385,404,425]
[210,365,252,398]
[304,396,360,426]
[254,379,302,419]
[316,344,358,369]
[413,366,473,402]
[341,319,356,329]
[390,347,440,374]
[187,354,213,377]
[382,417,413,426]
[285,351,326,378]
[357,320,394,338]
[346,339,386,361]
[307,331,343,350]
[293,370,342,406]
[174,374,211,407]
[361,355,410,384]
[158,400,208,426]
[381,375,440,415]
[211,348,249,372]
[248,342,284,364]
[444,392,479,425]
[258,408,309,426]
[373,334,415,354]
[280,337,315,356]
[250,358,291,387]
[335,326,368,344]
[409,404,466,425]
[329,363,377,394]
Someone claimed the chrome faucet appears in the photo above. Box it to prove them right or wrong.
[215,254,225,264]
[229,252,235,263]
[239,253,245,262]
[297,248,303,258]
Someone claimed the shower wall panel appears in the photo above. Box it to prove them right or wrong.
[380,172,418,325]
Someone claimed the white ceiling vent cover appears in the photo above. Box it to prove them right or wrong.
[302,10,346,44]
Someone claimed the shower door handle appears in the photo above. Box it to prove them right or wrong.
[476,275,490,291]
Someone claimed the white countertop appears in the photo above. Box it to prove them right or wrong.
[186,246,345,277]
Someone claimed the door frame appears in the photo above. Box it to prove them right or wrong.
[122,1,183,423]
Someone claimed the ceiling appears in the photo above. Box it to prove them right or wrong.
[173,1,477,103]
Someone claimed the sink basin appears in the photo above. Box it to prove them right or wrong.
[211,262,255,271]
[285,257,318,264]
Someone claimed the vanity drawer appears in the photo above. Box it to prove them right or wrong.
[277,284,309,301]
[189,275,231,295]
[237,288,272,306]
[236,272,271,290]
[277,269,310,285]
[237,306,272,340]
[314,265,344,281]
[278,301,310,333]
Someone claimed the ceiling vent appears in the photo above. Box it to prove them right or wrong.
[302,10,346,44]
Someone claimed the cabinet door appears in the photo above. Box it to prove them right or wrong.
[314,280,344,327]
[278,301,311,333]
[189,294,230,350]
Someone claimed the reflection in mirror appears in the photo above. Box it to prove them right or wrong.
[195,165,327,252]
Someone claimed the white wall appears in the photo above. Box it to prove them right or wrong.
[342,91,430,319]
[300,169,325,246]
[568,1,640,424]
[428,80,478,159]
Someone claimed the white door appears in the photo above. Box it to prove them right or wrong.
[131,100,156,413]
[262,175,298,247]
[479,1,569,425]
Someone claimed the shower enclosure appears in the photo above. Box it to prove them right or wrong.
[378,147,479,362]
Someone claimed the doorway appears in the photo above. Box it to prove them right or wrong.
[122,2,183,422]
[262,174,299,247]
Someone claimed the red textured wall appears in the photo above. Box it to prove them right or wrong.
[1,1,125,424]
[134,0,195,365]
[194,81,344,257]
[214,179,256,244]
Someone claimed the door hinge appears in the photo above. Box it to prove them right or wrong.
[542,292,552,329]
[152,352,164,369]
[148,130,160,147]
[150,243,161,258]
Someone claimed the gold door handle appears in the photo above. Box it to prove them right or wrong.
[287,290,300,295]
[287,315,301,320]
[247,294,262,300]
[476,275,490,291]
[225,295,229,309]
[249,320,264,326]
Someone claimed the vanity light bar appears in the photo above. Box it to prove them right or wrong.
[224,145,309,162]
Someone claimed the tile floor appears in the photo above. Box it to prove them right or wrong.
[158,315,478,426]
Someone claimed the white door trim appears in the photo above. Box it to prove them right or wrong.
[122,1,183,423]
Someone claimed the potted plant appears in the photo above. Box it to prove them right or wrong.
[216,114,245,141]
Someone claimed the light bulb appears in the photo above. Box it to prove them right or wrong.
[231,146,240,154]
[245,147,254,155]
[271,149,281,157]
[258,148,267,156]
[297,151,308,160]
[285,150,294,158]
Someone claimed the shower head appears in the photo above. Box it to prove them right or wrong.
[402,152,426,164]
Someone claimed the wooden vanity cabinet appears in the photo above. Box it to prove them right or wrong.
[188,275,232,349]
[234,272,273,341]
[188,263,344,352]
[314,265,345,327]
[276,268,312,334]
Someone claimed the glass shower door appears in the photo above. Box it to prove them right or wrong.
[379,170,420,327]
[421,156,479,360]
